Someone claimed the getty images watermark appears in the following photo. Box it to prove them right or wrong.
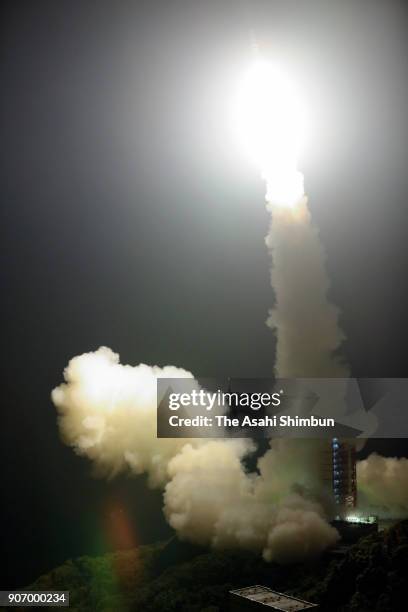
[157,377,408,439]
[166,387,332,431]
[168,388,283,411]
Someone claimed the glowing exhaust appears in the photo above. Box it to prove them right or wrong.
[233,58,307,206]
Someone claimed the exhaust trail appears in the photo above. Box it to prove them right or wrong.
[265,196,349,378]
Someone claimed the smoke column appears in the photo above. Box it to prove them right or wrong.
[265,196,349,378]
[234,56,350,378]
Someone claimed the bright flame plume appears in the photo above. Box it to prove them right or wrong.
[233,58,307,206]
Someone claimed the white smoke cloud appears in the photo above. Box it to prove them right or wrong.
[52,347,339,563]
[163,438,339,562]
[357,453,408,517]
[163,440,257,548]
[262,497,339,563]
[51,346,197,487]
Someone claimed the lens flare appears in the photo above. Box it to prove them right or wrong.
[233,59,307,205]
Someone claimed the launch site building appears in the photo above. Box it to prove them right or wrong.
[325,439,378,540]
[229,586,318,611]
[323,438,357,514]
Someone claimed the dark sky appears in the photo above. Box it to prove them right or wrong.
[1,0,408,589]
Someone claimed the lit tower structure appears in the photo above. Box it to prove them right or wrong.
[329,440,378,539]
[331,438,357,514]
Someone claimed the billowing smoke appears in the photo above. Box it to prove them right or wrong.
[52,348,339,563]
[164,438,338,562]
[357,453,408,517]
[52,346,197,487]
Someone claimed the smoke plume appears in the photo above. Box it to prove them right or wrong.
[265,196,349,378]
[163,437,338,562]
[52,347,339,563]
[52,347,197,487]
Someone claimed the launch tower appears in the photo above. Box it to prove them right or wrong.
[322,438,357,516]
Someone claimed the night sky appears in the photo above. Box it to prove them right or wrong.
[2,0,408,589]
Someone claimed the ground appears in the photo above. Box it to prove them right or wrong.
[17,521,408,611]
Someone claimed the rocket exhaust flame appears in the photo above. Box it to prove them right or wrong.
[232,58,306,206]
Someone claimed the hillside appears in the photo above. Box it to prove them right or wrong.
[22,521,408,611]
